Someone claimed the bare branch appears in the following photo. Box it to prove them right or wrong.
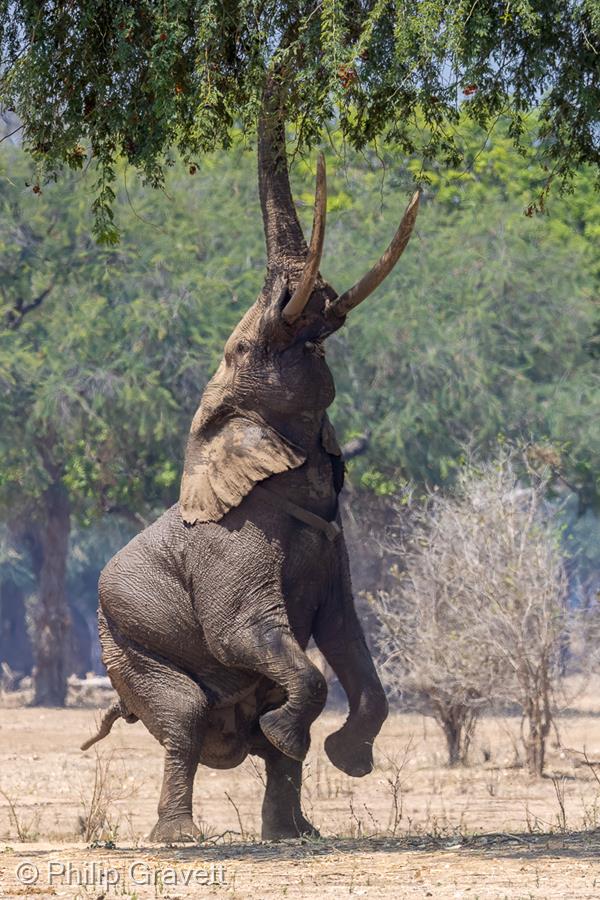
[371,448,568,773]
[4,283,55,329]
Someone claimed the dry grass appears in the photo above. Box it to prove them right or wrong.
[2,680,600,895]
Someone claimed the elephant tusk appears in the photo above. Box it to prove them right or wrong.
[328,189,420,317]
[281,154,327,323]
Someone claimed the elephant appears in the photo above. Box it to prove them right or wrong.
[82,103,420,843]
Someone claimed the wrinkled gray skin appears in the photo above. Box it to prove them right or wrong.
[87,97,417,842]
[96,280,388,842]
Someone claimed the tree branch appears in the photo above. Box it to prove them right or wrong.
[4,283,55,329]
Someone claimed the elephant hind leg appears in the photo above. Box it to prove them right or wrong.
[100,615,208,843]
[250,732,319,841]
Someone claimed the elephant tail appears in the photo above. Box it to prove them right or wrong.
[80,699,137,751]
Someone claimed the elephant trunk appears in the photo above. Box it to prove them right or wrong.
[258,74,308,273]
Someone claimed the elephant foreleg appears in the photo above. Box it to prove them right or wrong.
[205,609,327,762]
[314,597,388,777]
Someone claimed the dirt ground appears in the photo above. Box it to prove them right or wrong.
[2,687,600,898]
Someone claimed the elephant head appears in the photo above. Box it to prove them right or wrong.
[180,111,420,525]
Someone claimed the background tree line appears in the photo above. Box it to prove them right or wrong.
[0,114,598,705]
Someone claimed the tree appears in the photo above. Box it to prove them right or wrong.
[372,482,502,767]
[1,121,598,704]
[464,455,568,776]
[0,2,599,241]
[373,450,568,774]
[328,117,600,510]
[0,144,258,703]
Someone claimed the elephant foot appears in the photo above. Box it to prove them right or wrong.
[149,814,202,844]
[259,707,310,762]
[325,726,374,777]
[262,814,320,841]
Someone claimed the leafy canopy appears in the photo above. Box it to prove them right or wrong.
[1,115,598,520]
[0,141,262,524]
[330,120,599,507]
[1,1,599,240]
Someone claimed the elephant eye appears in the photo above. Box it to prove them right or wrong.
[236,340,250,355]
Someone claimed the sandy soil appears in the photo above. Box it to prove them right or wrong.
[1,691,600,898]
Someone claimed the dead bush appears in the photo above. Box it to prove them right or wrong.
[373,449,568,774]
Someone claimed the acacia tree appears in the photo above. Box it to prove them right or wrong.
[0,1,599,242]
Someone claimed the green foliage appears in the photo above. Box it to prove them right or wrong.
[1,1,599,237]
[319,117,600,506]
[0,114,598,530]
[0,142,264,522]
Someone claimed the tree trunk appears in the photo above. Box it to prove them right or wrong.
[524,693,551,777]
[31,482,71,707]
[443,719,463,767]
[440,706,476,767]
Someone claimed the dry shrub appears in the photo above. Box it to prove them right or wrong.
[0,786,40,841]
[373,449,568,774]
[76,747,138,843]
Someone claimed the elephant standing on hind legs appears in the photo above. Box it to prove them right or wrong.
[82,99,420,843]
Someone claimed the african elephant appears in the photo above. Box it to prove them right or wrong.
[82,106,419,843]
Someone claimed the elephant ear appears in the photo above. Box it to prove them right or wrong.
[180,412,306,525]
[321,414,345,494]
